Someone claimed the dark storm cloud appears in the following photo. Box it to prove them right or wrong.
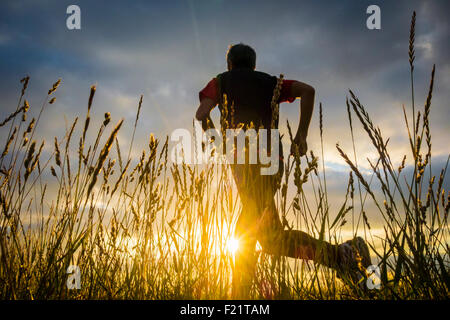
[1,1,447,108]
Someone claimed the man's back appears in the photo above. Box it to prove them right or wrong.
[217,69,278,130]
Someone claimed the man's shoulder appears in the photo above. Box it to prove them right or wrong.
[215,71,228,78]
[216,70,276,79]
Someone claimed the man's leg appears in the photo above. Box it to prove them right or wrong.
[231,163,341,298]
[231,164,261,298]
[255,172,340,269]
[257,206,340,269]
[256,195,372,286]
[232,206,258,298]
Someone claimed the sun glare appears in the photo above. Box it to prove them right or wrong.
[227,237,239,255]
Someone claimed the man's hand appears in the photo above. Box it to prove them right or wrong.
[290,134,308,157]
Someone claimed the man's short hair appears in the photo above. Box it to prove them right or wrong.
[227,43,256,69]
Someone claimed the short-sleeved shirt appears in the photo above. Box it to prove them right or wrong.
[199,78,296,104]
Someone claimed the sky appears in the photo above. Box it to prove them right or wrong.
[0,0,449,230]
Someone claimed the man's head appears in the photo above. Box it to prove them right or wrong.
[226,43,256,71]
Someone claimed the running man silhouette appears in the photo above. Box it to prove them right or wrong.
[196,43,371,297]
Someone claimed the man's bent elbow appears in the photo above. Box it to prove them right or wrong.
[305,84,315,96]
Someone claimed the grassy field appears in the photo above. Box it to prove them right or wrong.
[0,12,448,300]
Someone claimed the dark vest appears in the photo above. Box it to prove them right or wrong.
[216,68,278,130]
[216,69,283,163]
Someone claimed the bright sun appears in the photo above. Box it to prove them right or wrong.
[227,237,239,255]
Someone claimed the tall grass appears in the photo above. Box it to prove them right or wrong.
[0,12,448,300]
